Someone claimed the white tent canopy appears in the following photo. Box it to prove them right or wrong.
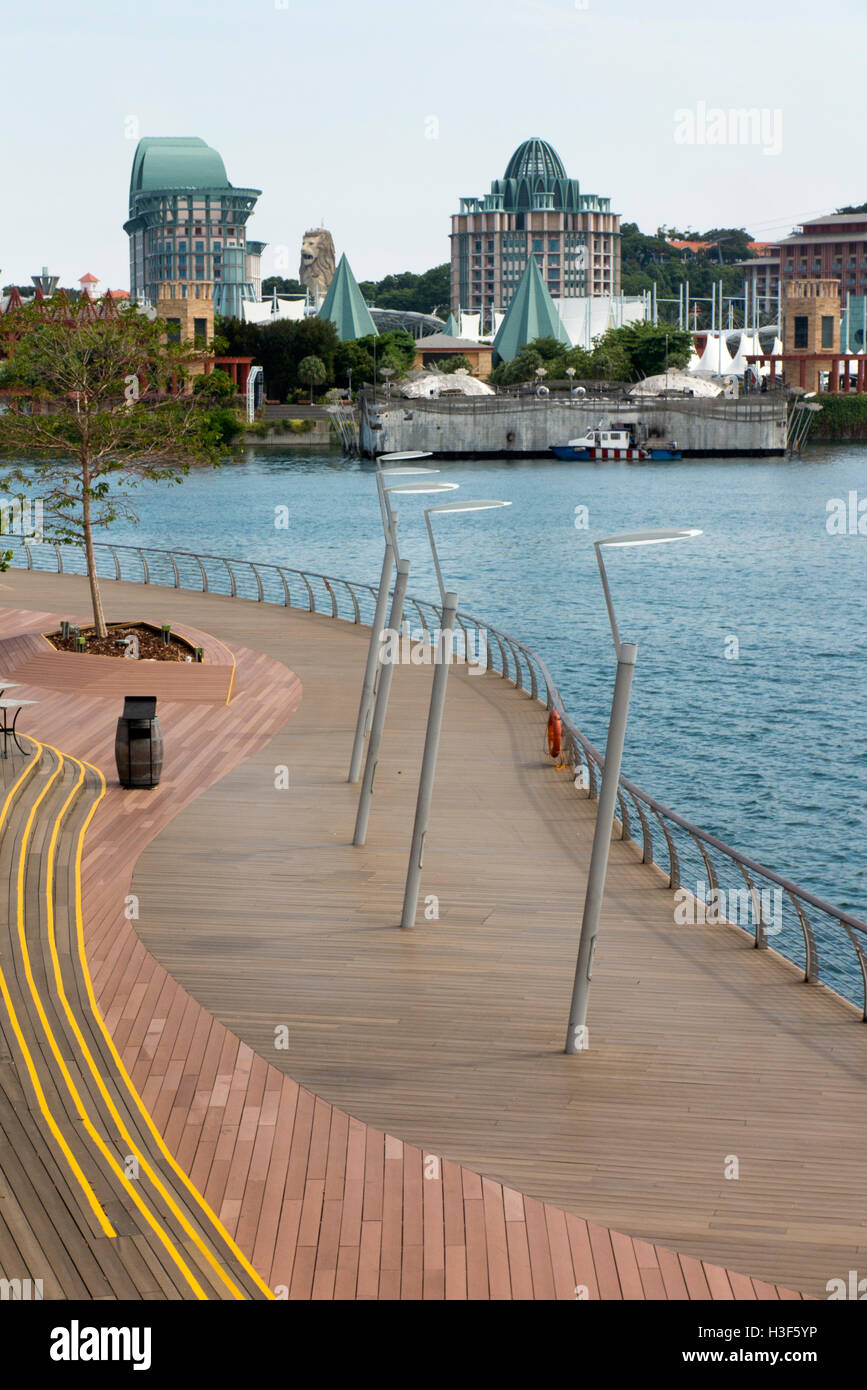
[728,332,766,377]
[553,295,646,351]
[243,296,306,324]
[696,331,734,376]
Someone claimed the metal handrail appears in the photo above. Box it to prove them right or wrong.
[9,534,866,1019]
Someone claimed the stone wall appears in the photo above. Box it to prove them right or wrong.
[361,395,787,457]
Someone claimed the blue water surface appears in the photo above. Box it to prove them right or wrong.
[97,443,866,923]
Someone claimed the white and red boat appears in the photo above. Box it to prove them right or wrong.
[550,424,681,461]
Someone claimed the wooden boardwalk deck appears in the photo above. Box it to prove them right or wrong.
[0,568,859,1297]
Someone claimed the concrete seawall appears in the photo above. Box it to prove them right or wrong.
[361,394,787,458]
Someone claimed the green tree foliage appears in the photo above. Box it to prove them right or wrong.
[217,315,340,400]
[356,265,449,315]
[297,354,327,403]
[435,355,473,375]
[607,322,693,377]
[619,222,761,318]
[489,323,690,387]
[193,367,237,401]
[261,276,305,298]
[699,227,756,262]
[217,313,418,397]
[333,331,417,389]
[0,299,233,635]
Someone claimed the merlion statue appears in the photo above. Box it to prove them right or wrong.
[299,229,336,298]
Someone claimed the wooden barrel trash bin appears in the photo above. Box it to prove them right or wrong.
[115,696,163,789]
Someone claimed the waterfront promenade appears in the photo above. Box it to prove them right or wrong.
[0,566,863,1298]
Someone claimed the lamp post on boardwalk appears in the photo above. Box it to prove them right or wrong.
[352,480,461,845]
[347,451,434,785]
[401,498,512,929]
[565,527,702,1055]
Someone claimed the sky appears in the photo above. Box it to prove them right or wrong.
[2,0,865,292]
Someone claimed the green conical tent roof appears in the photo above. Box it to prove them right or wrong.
[443,311,460,336]
[492,256,568,361]
[318,254,378,341]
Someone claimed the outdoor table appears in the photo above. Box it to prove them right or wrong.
[0,682,21,698]
[0,699,39,758]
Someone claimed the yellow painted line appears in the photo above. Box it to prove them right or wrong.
[0,746,116,1238]
[40,747,245,1301]
[67,750,275,1301]
[16,745,209,1299]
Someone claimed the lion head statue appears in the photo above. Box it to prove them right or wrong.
[299,229,336,297]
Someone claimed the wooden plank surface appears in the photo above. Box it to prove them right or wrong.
[0,569,826,1299]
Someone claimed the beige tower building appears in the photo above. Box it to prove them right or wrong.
[782,279,841,392]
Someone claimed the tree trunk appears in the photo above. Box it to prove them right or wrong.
[81,458,107,638]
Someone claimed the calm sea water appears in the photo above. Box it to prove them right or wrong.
[98,444,864,922]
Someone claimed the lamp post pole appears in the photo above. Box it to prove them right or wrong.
[348,498,396,783]
[399,496,511,928]
[353,557,411,845]
[564,526,701,1054]
[400,590,458,927]
[348,457,437,784]
[564,639,637,1053]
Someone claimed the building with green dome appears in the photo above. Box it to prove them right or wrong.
[450,138,620,326]
[124,137,262,320]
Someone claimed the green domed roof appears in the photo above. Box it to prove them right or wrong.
[504,138,567,182]
[130,137,230,201]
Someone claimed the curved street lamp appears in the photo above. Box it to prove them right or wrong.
[565,526,703,1054]
[401,498,512,928]
[353,480,461,843]
[347,458,438,784]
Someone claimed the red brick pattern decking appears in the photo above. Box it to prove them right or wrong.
[0,594,805,1299]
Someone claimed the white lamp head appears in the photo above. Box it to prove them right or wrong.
[596,527,702,549]
[426,499,511,516]
[424,500,511,602]
[379,465,439,477]
[594,527,702,653]
[386,482,460,496]
[377,450,433,461]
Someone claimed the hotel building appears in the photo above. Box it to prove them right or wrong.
[450,138,620,321]
[773,212,867,305]
[124,137,263,321]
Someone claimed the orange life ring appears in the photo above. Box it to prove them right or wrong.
[547,709,562,759]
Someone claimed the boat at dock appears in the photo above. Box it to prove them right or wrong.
[550,423,682,461]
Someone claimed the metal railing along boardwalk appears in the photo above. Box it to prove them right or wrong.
[10,535,867,1020]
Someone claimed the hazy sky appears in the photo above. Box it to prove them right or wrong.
[2,0,864,291]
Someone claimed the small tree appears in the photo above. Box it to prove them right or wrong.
[297,354,326,403]
[193,366,237,401]
[436,354,473,375]
[0,296,236,637]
